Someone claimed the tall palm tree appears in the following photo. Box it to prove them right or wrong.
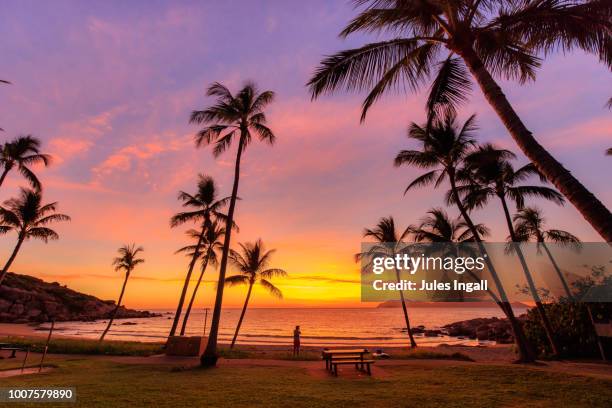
[100,244,144,341]
[394,112,535,361]
[357,216,418,348]
[176,222,225,336]
[190,81,276,366]
[168,175,230,339]
[307,0,612,242]
[513,207,580,299]
[459,144,564,356]
[0,188,70,285]
[0,135,51,190]
[225,239,287,349]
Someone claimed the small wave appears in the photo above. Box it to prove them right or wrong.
[240,334,394,341]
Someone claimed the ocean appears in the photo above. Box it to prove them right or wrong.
[37,306,526,347]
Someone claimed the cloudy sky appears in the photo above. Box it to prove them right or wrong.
[0,0,610,308]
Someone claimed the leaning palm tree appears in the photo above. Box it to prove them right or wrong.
[225,239,287,349]
[100,244,145,341]
[177,222,225,336]
[459,144,565,356]
[190,81,276,366]
[394,112,534,361]
[0,188,70,285]
[168,175,230,339]
[308,0,612,242]
[356,216,418,348]
[513,207,580,299]
[0,135,51,190]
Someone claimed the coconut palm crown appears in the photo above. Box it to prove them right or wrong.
[307,0,612,241]
[0,188,70,284]
[0,135,51,190]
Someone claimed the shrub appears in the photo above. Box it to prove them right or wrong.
[523,301,610,358]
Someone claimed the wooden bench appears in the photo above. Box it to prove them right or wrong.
[0,346,24,358]
[322,348,375,376]
[330,358,375,376]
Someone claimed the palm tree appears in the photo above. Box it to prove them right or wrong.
[168,175,230,339]
[176,221,225,336]
[408,208,495,302]
[190,81,276,366]
[459,144,564,356]
[512,207,607,360]
[357,216,418,348]
[394,112,535,361]
[0,135,51,190]
[307,0,612,242]
[0,188,70,285]
[100,244,144,341]
[513,207,580,299]
[606,148,612,156]
[225,239,287,349]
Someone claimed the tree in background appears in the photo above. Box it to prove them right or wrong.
[100,244,144,342]
[190,81,276,366]
[177,221,225,336]
[0,135,51,190]
[513,206,581,298]
[168,175,230,339]
[459,144,564,356]
[0,188,70,285]
[357,216,418,348]
[225,239,287,349]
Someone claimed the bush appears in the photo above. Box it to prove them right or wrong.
[523,301,610,358]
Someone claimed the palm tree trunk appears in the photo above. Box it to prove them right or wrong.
[168,225,207,338]
[0,233,25,285]
[460,47,612,242]
[202,135,245,367]
[180,256,210,336]
[541,242,573,299]
[499,196,559,356]
[448,171,535,362]
[100,271,130,341]
[394,268,417,348]
[230,282,253,349]
[0,167,11,189]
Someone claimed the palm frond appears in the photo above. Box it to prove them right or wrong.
[259,278,283,299]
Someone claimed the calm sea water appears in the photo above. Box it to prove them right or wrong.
[38,306,526,347]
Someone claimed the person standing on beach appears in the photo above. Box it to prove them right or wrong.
[293,325,301,356]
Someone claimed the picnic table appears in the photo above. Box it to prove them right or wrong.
[321,348,374,376]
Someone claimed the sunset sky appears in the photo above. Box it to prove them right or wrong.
[0,0,610,309]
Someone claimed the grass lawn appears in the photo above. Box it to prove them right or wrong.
[1,356,611,407]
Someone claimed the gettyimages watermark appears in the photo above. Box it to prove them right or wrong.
[359,242,612,303]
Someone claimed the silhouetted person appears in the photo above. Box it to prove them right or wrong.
[293,325,301,356]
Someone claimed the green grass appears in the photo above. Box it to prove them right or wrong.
[391,349,474,361]
[1,356,610,407]
[218,348,321,361]
[1,336,163,356]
